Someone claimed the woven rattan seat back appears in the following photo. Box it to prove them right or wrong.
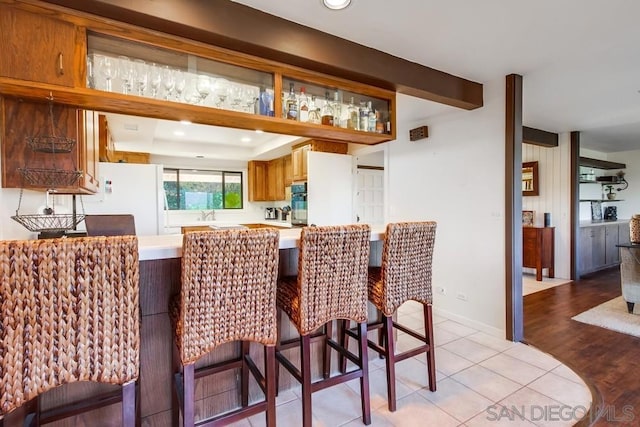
[373,221,437,316]
[0,236,140,418]
[176,229,280,365]
[296,224,371,335]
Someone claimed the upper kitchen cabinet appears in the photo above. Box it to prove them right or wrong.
[291,139,349,182]
[1,97,99,194]
[0,5,83,87]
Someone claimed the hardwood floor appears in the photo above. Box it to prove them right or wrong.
[524,267,640,426]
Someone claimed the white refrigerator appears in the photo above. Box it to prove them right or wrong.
[81,162,165,236]
[307,151,354,225]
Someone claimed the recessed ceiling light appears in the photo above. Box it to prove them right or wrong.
[180,120,192,125]
[123,123,138,131]
[195,155,204,159]
[241,137,252,143]
[174,130,185,136]
[322,0,351,10]
[255,129,264,134]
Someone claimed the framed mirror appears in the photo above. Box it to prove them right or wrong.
[522,161,539,196]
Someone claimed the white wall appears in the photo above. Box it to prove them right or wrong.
[388,79,506,336]
[606,149,640,219]
[522,134,572,279]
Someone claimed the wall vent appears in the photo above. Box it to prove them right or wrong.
[409,125,429,141]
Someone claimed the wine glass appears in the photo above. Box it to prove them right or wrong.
[133,59,148,96]
[161,66,175,100]
[98,55,118,92]
[229,83,244,111]
[243,86,259,113]
[117,56,133,95]
[149,63,162,98]
[174,69,186,102]
[86,53,95,88]
[212,78,230,109]
[195,75,211,105]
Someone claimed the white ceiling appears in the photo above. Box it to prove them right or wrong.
[110,0,640,157]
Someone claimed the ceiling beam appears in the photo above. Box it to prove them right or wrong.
[523,126,558,147]
[38,0,483,110]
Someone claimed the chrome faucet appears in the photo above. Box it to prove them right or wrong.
[200,210,216,221]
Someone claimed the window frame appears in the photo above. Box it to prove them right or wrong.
[163,168,243,211]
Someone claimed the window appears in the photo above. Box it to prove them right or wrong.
[163,169,243,210]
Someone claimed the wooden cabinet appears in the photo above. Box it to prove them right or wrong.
[1,97,99,194]
[284,154,293,186]
[291,139,348,182]
[523,227,555,281]
[0,6,81,87]
[579,222,630,276]
[267,157,285,201]
[249,156,289,201]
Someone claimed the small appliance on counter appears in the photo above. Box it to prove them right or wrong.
[280,205,291,221]
[264,207,278,220]
[290,183,307,226]
[604,206,617,221]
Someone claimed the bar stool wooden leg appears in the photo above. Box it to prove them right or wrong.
[382,315,397,412]
[121,380,136,427]
[301,335,313,427]
[183,363,195,427]
[425,304,436,392]
[265,346,277,427]
[241,341,251,407]
[338,320,349,374]
[358,322,372,425]
[323,320,333,379]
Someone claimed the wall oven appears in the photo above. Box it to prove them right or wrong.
[290,182,307,226]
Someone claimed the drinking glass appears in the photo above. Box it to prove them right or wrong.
[212,78,230,109]
[243,86,260,113]
[98,55,118,92]
[133,59,148,96]
[195,75,211,105]
[229,84,244,111]
[86,54,95,88]
[174,69,186,102]
[117,56,133,95]
[149,63,162,98]
[161,66,175,100]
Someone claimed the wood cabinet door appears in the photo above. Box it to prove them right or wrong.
[248,160,268,201]
[291,145,305,182]
[284,154,293,186]
[267,157,285,201]
[0,6,80,87]
[522,227,538,268]
[604,223,620,265]
[578,227,594,275]
[590,225,606,271]
[77,110,100,193]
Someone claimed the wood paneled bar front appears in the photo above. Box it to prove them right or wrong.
[3,227,385,427]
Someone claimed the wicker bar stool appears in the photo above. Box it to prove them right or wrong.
[276,224,372,427]
[341,221,437,412]
[170,229,280,427]
[0,236,140,426]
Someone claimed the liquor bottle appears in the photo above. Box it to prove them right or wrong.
[347,97,359,130]
[375,110,384,133]
[285,82,298,120]
[367,101,376,132]
[332,90,342,127]
[309,96,321,124]
[359,101,368,132]
[321,91,334,126]
[299,87,309,122]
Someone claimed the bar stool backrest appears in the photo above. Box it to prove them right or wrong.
[178,229,280,364]
[0,236,140,417]
[297,224,371,335]
[379,221,437,315]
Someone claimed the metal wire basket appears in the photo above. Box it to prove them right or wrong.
[11,213,86,232]
[26,135,76,153]
[18,167,83,187]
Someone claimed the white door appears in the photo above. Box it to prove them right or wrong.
[356,168,384,225]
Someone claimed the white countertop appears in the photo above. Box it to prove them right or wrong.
[139,225,386,261]
[579,219,629,227]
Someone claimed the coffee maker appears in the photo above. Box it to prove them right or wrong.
[264,207,277,220]
[604,206,617,221]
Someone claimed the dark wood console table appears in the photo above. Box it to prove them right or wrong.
[523,226,555,281]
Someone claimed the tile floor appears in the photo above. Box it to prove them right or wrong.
[523,274,572,296]
[233,301,592,427]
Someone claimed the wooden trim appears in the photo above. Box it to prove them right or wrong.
[522,161,539,197]
[523,126,558,147]
[357,165,384,171]
[578,156,626,170]
[571,132,580,280]
[35,0,483,109]
[505,74,523,342]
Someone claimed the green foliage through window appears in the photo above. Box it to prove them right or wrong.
[163,169,243,210]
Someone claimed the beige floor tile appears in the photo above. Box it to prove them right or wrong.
[397,300,423,315]
[437,320,479,337]
[503,344,561,371]
[248,398,303,427]
[465,404,538,426]
[417,377,494,423]
[527,372,591,411]
[377,392,460,427]
[442,337,499,363]
[549,364,585,386]
[307,383,369,427]
[434,347,475,377]
[432,313,448,324]
[345,364,414,410]
[498,387,578,426]
[397,312,427,332]
[452,365,522,402]
[435,328,462,346]
[466,332,517,352]
[227,419,252,427]
[394,357,436,391]
[339,410,396,426]
[479,354,546,386]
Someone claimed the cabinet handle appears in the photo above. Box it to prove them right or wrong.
[58,52,64,75]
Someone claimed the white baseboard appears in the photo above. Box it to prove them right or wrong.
[433,306,508,340]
